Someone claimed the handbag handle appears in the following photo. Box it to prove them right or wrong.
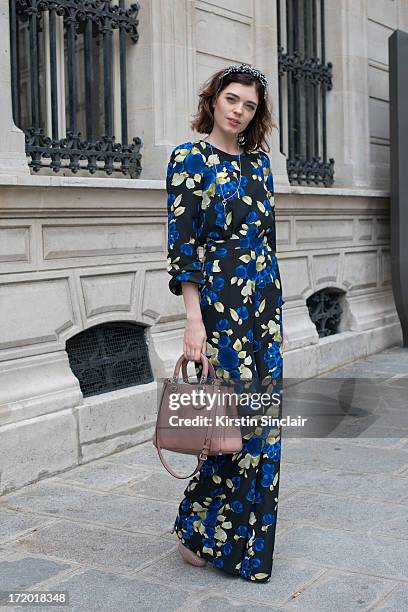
[153,407,216,479]
[181,354,217,383]
[172,352,216,384]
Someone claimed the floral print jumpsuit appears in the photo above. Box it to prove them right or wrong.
[166,139,285,582]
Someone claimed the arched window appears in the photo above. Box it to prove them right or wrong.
[66,322,153,397]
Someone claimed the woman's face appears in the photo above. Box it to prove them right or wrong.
[213,82,259,137]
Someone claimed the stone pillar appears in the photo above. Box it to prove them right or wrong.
[126,0,193,179]
[127,0,290,182]
[253,0,289,185]
[325,0,371,188]
[399,0,408,31]
[0,4,30,176]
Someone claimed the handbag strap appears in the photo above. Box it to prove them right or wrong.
[153,398,217,479]
[173,352,217,384]
[181,357,217,383]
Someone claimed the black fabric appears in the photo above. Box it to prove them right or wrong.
[166,139,284,582]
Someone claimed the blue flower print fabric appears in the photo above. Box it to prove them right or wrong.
[165,139,284,583]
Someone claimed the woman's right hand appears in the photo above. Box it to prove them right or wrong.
[183,315,207,361]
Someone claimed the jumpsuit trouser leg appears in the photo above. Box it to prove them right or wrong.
[173,236,284,582]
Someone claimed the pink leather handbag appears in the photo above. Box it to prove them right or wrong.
[152,352,243,479]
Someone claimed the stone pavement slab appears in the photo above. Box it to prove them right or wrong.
[275,524,408,579]
[1,481,178,536]
[0,509,56,544]
[10,520,176,575]
[279,462,408,503]
[281,569,396,611]
[111,470,188,503]
[104,441,199,474]
[319,435,407,449]
[137,553,326,607]
[183,595,279,611]
[279,490,408,538]
[0,555,71,592]
[9,569,192,612]
[0,345,406,610]
[373,584,408,611]
[52,460,151,492]
[282,437,408,474]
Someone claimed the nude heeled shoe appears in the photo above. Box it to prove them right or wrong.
[178,542,207,567]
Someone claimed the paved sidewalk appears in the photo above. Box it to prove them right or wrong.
[0,345,408,611]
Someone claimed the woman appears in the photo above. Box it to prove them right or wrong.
[165,63,286,583]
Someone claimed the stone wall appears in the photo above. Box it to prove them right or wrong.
[0,0,403,494]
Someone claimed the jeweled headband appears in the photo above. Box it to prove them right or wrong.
[221,63,269,89]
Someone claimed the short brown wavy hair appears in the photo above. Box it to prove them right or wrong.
[190,67,277,154]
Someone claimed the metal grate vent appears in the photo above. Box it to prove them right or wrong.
[307,288,343,337]
[66,322,153,397]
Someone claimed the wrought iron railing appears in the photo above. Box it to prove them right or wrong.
[9,0,142,177]
[277,0,334,186]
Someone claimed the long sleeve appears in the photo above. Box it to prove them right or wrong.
[166,144,206,296]
[260,152,277,253]
[261,153,285,305]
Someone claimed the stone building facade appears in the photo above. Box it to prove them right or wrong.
[0,0,406,494]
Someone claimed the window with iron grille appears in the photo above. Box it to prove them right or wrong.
[9,0,142,177]
[66,322,154,398]
[277,0,334,186]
